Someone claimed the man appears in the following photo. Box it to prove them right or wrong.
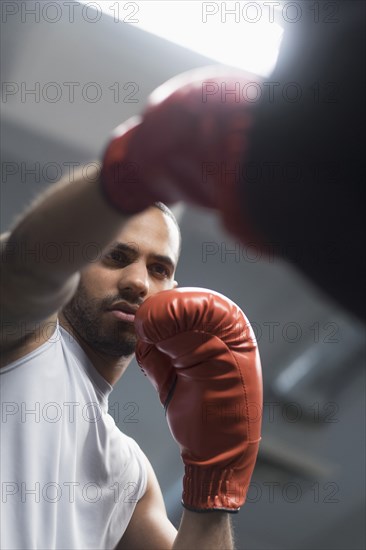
[1,161,262,548]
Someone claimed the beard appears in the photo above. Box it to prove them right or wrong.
[62,280,140,357]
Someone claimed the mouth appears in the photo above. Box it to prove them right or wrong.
[106,302,139,324]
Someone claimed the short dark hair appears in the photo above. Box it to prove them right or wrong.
[153,201,182,260]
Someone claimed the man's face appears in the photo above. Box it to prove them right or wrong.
[62,207,180,357]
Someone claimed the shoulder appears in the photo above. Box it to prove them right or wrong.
[0,315,58,369]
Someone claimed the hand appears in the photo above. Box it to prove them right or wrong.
[134,287,263,512]
[100,66,261,227]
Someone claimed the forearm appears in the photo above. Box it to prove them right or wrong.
[3,164,126,286]
[172,509,235,550]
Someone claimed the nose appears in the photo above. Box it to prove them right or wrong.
[117,260,149,297]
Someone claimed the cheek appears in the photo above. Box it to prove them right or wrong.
[81,265,115,297]
[151,279,176,293]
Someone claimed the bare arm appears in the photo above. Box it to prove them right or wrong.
[116,456,235,550]
[1,164,128,348]
[173,510,234,550]
[115,455,177,550]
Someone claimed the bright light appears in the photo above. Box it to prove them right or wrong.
[79,1,284,77]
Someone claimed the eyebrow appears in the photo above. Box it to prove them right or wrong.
[107,242,176,273]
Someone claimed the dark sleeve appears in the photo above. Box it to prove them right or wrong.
[241,0,366,320]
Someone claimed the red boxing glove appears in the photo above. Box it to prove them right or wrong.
[100,66,261,233]
[134,288,263,512]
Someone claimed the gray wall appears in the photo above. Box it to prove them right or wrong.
[1,2,365,548]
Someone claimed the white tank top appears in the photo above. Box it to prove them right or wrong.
[0,321,147,549]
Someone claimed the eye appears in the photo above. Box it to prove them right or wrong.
[150,264,170,278]
[104,250,129,265]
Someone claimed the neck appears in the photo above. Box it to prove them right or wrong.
[58,312,134,386]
